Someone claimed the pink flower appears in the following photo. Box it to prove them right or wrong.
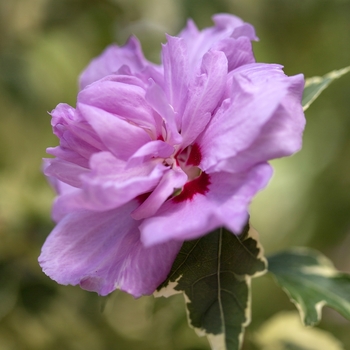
[39,14,305,297]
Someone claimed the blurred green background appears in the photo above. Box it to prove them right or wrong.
[0,0,350,349]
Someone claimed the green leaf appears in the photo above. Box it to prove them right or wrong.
[268,247,350,326]
[155,224,267,350]
[302,66,350,111]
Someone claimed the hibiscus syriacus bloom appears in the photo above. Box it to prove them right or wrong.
[39,14,305,297]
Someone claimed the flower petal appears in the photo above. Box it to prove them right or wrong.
[78,77,159,136]
[48,103,104,168]
[145,79,182,145]
[179,14,257,71]
[212,13,257,40]
[127,140,174,167]
[79,36,152,89]
[199,63,300,172]
[50,103,76,138]
[56,152,166,213]
[208,164,272,232]
[131,167,188,220]
[212,37,255,72]
[77,103,151,160]
[39,203,182,297]
[180,50,228,148]
[140,163,272,246]
[216,74,305,173]
[43,159,78,198]
[161,35,189,125]
[44,158,90,188]
[140,194,219,246]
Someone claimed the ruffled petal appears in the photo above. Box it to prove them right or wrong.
[180,50,227,148]
[43,159,78,198]
[47,146,90,169]
[207,164,272,232]
[212,13,257,40]
[199,64,302,172]
[39,203,182,297]
[79,36,153,89]
[131,167,187,220]
[51,188,81,222]
[140,194,219,246]
[50,103,76,138]
[215,74,305,173]
[179,14,257,71]
[145,79,182,145]
[78,77,159,136]
[82,152,165,208]
[140,163,272,246]
[127,140,174,167]
[77,103,151,161]
[48,103,104,168]
[53,152,166,214]
[44,158,90,188]
[161,35,189,125]
[212,37,255,72]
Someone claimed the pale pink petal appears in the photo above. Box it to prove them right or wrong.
[78,77,158,136]
[79,36,153,89]
[161,35,189,125]
[127,140,174,167]
[47,146,90,169]
[199,64,297,172]
[131,167,187,220]
[43,160,78,198]
[215,74,305,173]
[179,14,257,71]
[207,164,272,232]
[180,50,228,148]
[50,103,76,138]
[57,152,166,213]
[136,65,165,87]
[140,194,219,246]
[145,80,182,145]
[77,103,151,161]
[44,158,90,188]
[213,14,257,40]
[39,203,182,297]
[177,18,199,44]
[95,73,147,88]
[140,164,272,246]
[49,103,106,167]
[212,37,255,71]
[51,188,81,222]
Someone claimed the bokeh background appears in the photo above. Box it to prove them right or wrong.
[1,0,350,349]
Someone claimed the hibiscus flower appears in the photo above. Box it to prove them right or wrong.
[39,14,305,297]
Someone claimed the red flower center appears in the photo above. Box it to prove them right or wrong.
[172,172,210,203]
[172,143,211,202]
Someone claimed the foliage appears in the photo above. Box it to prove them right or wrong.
[303,66,350,111]
[268,248,350,326]
[156,225,266,350]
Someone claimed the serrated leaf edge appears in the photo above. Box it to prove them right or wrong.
[246,226,268,278]
[272,282,326,327]
[155,226,268,350]
[153,276,182,298]
[268,247,350,326]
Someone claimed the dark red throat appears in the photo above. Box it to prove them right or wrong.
[172,172,210,203]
